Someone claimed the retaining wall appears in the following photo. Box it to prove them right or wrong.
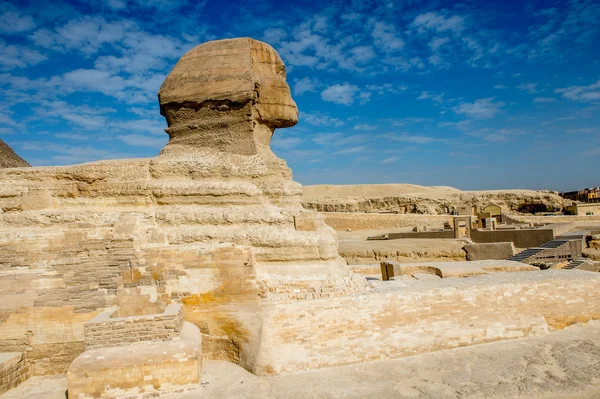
[471,229,554,248]
[255,270,600,374]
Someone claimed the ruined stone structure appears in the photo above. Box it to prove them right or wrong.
[0,38,599,397]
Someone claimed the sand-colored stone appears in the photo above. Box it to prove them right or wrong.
[463,242,516,261]
[381,259,537,280]
[0,38,364,378]
[303,184,571,215]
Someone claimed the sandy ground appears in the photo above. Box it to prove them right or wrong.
[5,321,600,399]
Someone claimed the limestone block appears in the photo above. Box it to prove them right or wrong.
[463,242,516,261]
[68,322,201,399]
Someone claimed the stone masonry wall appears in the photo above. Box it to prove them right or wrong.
[0,352,31,395]
[84,304,183,350]
[255,270,600,375]
[321,213,453,231]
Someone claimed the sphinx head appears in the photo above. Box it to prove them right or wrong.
[158,38,298,155]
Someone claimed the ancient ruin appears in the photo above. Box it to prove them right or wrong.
[1,38,600,398]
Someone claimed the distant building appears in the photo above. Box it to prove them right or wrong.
[482,204,502,222]
[560,187,600,203]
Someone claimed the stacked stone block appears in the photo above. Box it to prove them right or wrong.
[84,304,184,350]
[0,352,31,394]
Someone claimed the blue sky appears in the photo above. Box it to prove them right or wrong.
[1,0,599,191]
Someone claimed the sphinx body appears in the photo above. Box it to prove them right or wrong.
[0,38,366,375]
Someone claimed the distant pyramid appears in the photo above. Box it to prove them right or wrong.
[0,139,30,168]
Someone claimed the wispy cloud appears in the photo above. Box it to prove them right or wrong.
[0,8,36,33]
[534,97,556,103]
[354,124,377,131]
[321,83,360,105]
[517,82,538,93]
[412,12,465,34]
[381,133,446,144]
[334,145,367,155]
[300,111,345,127]
[294,77,321,95]
[555,79,600,101]
[453,98,505,119]
[418,91,445,103]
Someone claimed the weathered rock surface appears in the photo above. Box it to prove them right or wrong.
[0,38,366,376]
[0,139,30,168]
[303,184,571,214]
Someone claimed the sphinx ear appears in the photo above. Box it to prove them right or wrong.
[254,81,261,99]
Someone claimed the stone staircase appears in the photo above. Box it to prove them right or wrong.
[563,259,589,270]
[508,239,576,264]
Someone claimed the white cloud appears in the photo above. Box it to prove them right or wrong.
[349,45,375,62]
[0,10,36,33]
[517,83,538,93]
[366,83,407,95]
[412,12,465,33]
[466,128,527,142]
[321,83,359,105]
[417,91,444,103]
[371,21,404,52]
[334,145,366,155]
[555,79,600,101]
[354,124,377,131]
[534,97,556,103]
[300,111,345,127]
[262,28,287,44]
[453,98,504,119]
[358,91,372,104]
[381,157,398,164]
[54,133,93,141]
[0,41,47,70]
[293,77,320,95]
[381,133,445,144]
[493,84,508,89]
[429,37,450,51]
[104,0,127,10]
[312,133,369,147]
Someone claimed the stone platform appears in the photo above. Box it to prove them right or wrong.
[67,322,201,399]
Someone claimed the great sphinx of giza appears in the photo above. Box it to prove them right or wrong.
[0,38,366,375]
[0,38,599,382]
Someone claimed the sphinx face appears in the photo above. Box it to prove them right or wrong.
[251,41,299,128]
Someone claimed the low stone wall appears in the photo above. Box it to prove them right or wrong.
[321,213,453,231]
[463,242,516,261]
[471,229,554,248]
[0,352,30,395]
[69,322,201,399]
[507,214,600,223]
[388,231,455,239]
[255,271,600,374]
[84,304,183,350]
